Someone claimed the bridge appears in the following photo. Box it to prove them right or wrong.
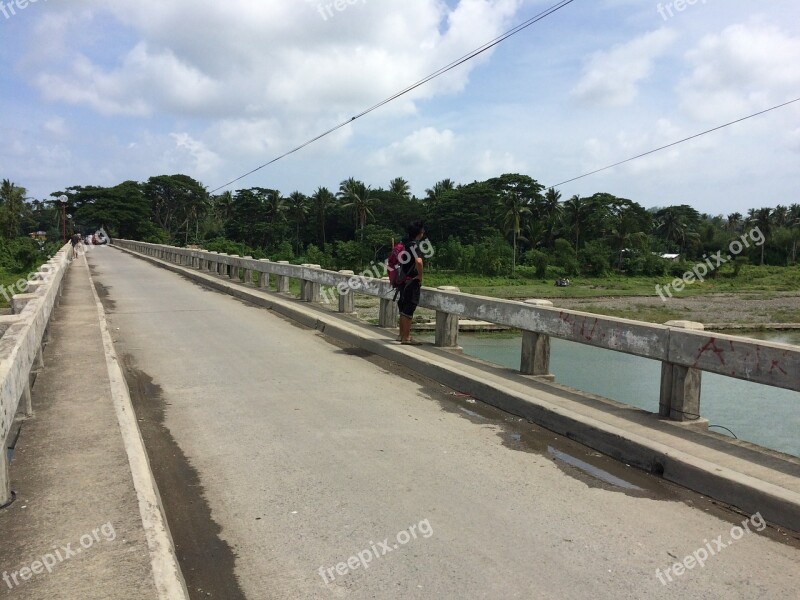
[0,242,798,599]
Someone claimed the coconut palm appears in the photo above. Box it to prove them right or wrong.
[541,187,563,247]
[214,191,235,222]
[751,207,773,265]
[502,192,532,273]
[311,187,335,247]
[424,178,454,210]
[389,177,411,200]
[338,178,373,241]
[286,191,309,254]
[773,205,789,228]
[0,179,26,240]
[562,195,588,256]
[727,212,742,233]
[790,204,800,263]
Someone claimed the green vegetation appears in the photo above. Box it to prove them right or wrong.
[2,171,800,310]
[0,181,64,307]
[425,265,800,300]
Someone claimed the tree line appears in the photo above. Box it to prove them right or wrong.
[4,173,800,279]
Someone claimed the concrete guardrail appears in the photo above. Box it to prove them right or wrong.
[114,240,800,430]
[0,244,72,505]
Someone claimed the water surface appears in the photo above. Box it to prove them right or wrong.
[440,331,799,457]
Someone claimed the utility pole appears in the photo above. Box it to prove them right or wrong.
[57,195,68,243]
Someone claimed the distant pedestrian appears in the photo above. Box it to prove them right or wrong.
[388,220,426,345]
[70,233,81,259]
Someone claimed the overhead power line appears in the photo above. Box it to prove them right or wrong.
[549,96,800,189]
[210,0,577,194]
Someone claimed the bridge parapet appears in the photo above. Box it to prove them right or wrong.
[113,240,800,428]
[0,244,71,504]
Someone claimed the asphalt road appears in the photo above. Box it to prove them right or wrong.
[88,246,800,600]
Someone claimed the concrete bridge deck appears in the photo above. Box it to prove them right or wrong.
[1,245,798,599]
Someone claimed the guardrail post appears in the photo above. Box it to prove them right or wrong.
[11,294,36,315]
[660,320,705,424]
[21,381,33,416]
[520,300,553,376]
[229,255,240,280]
[276,261,290,293]
[217,254,228,276]
[378,278,399,328]
[338,271,355,313]
[242,257,253,285]
[1,447,9,505]
[435,286,460,347]
[300,265,321,302]
[300,265,312,301]
[258,260,271,289]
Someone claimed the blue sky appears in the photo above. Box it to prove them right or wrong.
[1,0,798,214]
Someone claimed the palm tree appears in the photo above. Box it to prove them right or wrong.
[213,191,235,224]
[656,207,690,254]
[424,178,454,210]
[389,177,411,200]
[542,187,563,247]
[502,192,532,273]
[609,207,648,268]
[286,191,309,254]
[185,194,209,244]
[563,195,588,256]
[264,190,286,226]
[0,179,26,240]
[727,212,742,233]
[338,178,373,241]
[789,204,800,263]
[773,205,789,228]
[752,207,773,265]
[311,187,335,247]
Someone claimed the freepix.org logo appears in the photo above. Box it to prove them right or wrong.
[1,0,48,21]
[306,0,368,22]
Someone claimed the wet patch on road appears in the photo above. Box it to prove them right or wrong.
[316,336,800,543]
[319,336,665,498]
[91,278,117,313]
[434,387,664,499]
[121,355,247,600]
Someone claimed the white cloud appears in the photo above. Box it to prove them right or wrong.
[42,117,68,138]
[169,133,221,175]
[369,127,455,167]
[27,0,522,120]
[474,150,526,179]
[572,29,677,107]
[679,23,800,121]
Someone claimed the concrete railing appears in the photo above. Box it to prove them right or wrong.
[0,244,72,505]
[115,240,800,428]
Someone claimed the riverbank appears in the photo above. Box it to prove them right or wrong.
[345,291,800,331]
[555,292,800,328]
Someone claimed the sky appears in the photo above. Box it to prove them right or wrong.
[1,0,798,215]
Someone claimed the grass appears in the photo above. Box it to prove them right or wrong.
[424,265,800,301]
[0,270,38,309]
[571,303,689,324]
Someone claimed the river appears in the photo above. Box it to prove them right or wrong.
[423,331,800,457]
